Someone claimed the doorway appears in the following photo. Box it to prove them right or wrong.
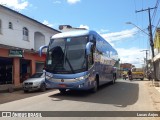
[0,57,13,85]
[36,62,45,72]
[20,59,31,83]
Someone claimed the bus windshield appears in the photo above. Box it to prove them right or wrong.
[46,36,88,74]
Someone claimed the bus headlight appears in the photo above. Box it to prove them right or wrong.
[46,75,51,80]
[75,74,89,81]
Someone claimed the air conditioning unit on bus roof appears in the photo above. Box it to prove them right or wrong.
[59,25,86,32]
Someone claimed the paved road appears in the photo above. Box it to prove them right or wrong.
[0,79,160,120]
[0,89,55,104]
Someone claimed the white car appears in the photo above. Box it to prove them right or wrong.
[22,72,47,93]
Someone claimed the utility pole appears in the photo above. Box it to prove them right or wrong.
[141,50,149,75]
[136,7,157,81]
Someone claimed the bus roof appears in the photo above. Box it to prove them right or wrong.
[51,30,97,39]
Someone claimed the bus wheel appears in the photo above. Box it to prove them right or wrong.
[112,73,116,84]
[112,76,116,84]
[91,80,98,93]
[59,89,66,94]
[112,79,115,84]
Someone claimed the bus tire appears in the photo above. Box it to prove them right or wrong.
[91,80,98,93]
[59,89,66,94]
[112,74,116,84]
[112,79,115,84]
[91,76,99,93]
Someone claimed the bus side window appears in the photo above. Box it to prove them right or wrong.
[88,44,95,68]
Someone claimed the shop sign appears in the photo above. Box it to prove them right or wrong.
[9,49,23,57]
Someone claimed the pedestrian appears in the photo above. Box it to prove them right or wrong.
[127,70,132,80]
[148,70,152,81]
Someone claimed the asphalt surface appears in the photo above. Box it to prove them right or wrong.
[0,89,55,104]
[0,79,160,120]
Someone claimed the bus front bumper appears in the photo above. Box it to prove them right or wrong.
[45,78,94,90]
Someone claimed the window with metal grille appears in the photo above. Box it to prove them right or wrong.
[23,27,29,41]
[9,22,13,29]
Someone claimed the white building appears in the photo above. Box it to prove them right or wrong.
[0,5,60,87]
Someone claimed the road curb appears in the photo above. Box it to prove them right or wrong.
[148,80,160,95]
[0,85,22,93]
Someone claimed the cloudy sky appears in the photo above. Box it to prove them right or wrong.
[0,0,159,67]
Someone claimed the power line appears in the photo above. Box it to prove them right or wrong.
[153,17,160,35]
[152,0,160,35]
[152,0,160,36]
[136,7,157,81]
[133,0,145,49]
[151,0,159,24]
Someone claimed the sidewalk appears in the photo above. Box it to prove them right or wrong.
[147,78,160,95]
[154,81,160,93]
[0,84,22,93]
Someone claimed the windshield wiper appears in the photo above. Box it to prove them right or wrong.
[51,48,74,74]
[65,55,75,74]
[52,54,64,72]
[64,42,75,74]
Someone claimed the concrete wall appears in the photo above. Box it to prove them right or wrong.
[0,5,59,88]
[0,6,59,50]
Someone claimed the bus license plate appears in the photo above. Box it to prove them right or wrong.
[59,84,66,88]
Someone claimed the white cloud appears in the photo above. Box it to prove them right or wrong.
[0,0,29,10]
[79,24,89,30]
[99,28,148,68]
[99,28,149,67]
[67,0,80,4]
[99,29,109,34]
[42,20,53,27]
[101,28,138,42]
[117,47,145,67]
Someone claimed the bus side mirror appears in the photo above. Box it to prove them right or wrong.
[39,45,48,56]
[86,42,93,55]
[89,35,93,41]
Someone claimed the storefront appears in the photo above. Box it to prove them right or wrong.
[0,47,46,86]
[153,54,160,81]
[35,62,45,72]
[20,59,31,83]
[155,60,160,80]
[0,57,13,85]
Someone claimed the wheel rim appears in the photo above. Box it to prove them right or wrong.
[41,84,46,91]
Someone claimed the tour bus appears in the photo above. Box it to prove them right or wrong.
[39,30,118,93]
